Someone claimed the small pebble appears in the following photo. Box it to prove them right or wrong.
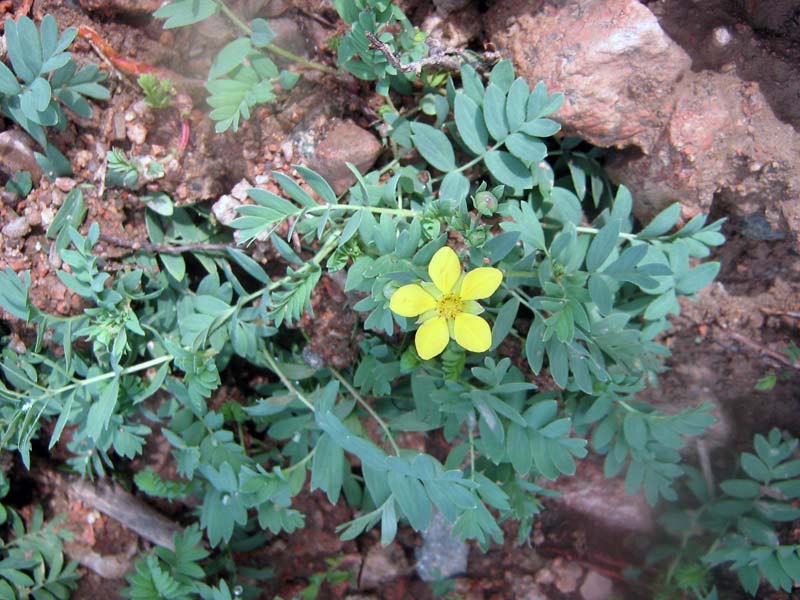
[54,177,76,192]
[712,26,732,47]
[415,511,469,582]
[126,123,148,145]
[2,216,31,239]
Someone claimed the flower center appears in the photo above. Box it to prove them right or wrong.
[436,293,463,320]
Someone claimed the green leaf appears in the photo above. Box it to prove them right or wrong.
[251,18,276,47]
[387,470,432,531]
[507,423,532,474]
[154,0,219,28]
[737,516,778,547]
[520,118,561,137]
[623,413,647,450]
[639,202,681,239]
[676,262,720,295]
[209,38,253,79]
[720,478,761,499]
[454,93,489,156]
[505,78,529,131]
[491,297,519,351]
[504,133,547,164]
[295,165,338,204]
[484,150,532,188]
[741,452,771,483]
[311,433,345,504]
[410,122,456,171]
[483,84,509,141]
[586,221,620,271]
[440,171,470,204]
[488,60,515,93]
[0,62,21,95]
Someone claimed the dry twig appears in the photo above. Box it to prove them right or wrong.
[364,31,500,75]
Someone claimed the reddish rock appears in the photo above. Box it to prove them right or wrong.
[485,0,691,151]
[486,0,800,245]
[542,457,654,536]
[606,72,800,233]
[309,119,382,195]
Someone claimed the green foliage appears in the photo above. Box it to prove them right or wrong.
[0,474,80,599]
[4,171,33,198]
[137,73,175,109]
[334,0,429,95]
[153,2,311,132]
[652,429,800,598]
[0,15,109,176]
[0,5,737,598]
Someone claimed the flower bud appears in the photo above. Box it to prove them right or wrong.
[474,191,498,216]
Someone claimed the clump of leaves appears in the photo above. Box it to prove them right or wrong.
[137,73,175,109]
[0,473,80,599]
[153,1,321,132]
[0,15,109,177]
[4,171,32,198]
[652,428,800,598]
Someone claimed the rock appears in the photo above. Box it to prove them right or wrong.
[212,180,254,238]
[543,558,584,594]
[359,543,409,589]
[605,72,800,231]
[580,570,615,600]
[126,122,148,146]
[0,130,43,184]
[486,0,800,245]
[268,17,314,65]
[485,0,691,150]
[78,0,163,14]
[415,510,469,582]
[54,178,76,193]
[2,216,31,240]
[309,119,382,195]
[542,457,654,536]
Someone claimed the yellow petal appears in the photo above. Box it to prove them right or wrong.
[390,284,437,317]
[454,313,492,353]
[459,267,503,300]
[428,246,461,294]
[415,316,450,360]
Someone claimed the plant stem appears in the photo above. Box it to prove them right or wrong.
[317,204,420,218]
[263,348,315,412]
[329,368,401,456]
[216,0,339,75]
[468,417,476,482]
[575,226,637,241]
[284,447,316,473]
[265,43,339,75]
[47,354,173,398]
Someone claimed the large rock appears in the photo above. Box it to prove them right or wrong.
[485,0,691,150]
[486,0,800,244]
[606,72,800,233]
[309,119,382,195]
[542,457,653,536]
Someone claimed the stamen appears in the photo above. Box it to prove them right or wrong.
[436,293,463,320]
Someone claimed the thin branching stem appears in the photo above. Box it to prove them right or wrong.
[263,349,315,412]
[329,368,401,456]
[215,0,339,75]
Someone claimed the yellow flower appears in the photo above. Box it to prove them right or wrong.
[389,246,503,360]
